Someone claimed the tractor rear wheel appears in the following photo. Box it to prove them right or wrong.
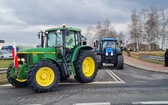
[7,63,28,88]
[117,55,124,69]
[74,50,98,83]
[28,60,60,93]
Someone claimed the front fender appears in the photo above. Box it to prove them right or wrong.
[71,46,93,62]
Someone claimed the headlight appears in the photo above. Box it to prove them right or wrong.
[21,58,25,61]
[106,52,108,56]
[18,58,25,61]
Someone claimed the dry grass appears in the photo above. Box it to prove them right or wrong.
[130,51,164,57]
[0,60,12,68]
[128,51,165,65]
[0,74,8,85]
[0,60,12,85]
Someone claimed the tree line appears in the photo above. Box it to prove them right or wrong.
[85,19,124,46]
[85,7,168,51]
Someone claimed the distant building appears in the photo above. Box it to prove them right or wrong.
[0,39,5,43]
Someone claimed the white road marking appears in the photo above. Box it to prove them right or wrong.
[108,69,125,83]
[132,101,168,104]
[0,81,121,87]
[106,70,119,82]
[25,104,42,105]
[60,81,121,85]
[73,102,111,105]
[1,68,125,87]
[105,67,125,83]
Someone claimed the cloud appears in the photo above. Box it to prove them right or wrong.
[1,0,131,25]
[0,0,168,47]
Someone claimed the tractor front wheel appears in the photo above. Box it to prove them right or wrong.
[74,50,98,83]
[7,63,28,88]
[28,60,60,93]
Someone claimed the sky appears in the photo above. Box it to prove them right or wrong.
[0,0,168,47]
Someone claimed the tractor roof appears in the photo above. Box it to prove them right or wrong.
[45,27,82,32]
[100,38,118,41]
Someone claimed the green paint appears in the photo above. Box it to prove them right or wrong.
[71,46,83,62]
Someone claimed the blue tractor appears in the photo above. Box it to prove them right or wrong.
[94,38,124,69]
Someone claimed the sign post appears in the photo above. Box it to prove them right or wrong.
[0,39,5,43]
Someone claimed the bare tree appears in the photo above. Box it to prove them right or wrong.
[85,26,95,46]
[128,9,142,51]
[95,21,103,39]
[95,19,117,39]
[145,7,160,51]
[86,19,123,44]
[117,31,125,43]
[159,9,168,50]
[140,9,148,51]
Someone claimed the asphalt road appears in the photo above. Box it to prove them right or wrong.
[0,64,168,105]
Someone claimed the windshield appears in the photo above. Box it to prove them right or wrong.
[1,50,11,54]
[47,31,62,47]
[102,41,116,49]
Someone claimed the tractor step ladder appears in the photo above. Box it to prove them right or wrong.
[66,62,75,75]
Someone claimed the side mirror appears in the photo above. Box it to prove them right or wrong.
[83,41,87,45]
[94,42,98,47]
[37,32,40,39]
[120,40,122,44]
[94,40,98,47]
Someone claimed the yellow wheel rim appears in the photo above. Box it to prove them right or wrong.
[36,67,55,87]
[82,57,95,77]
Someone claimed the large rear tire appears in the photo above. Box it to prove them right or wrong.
[7,63,28,88]
[74,50,98,83]
[117,55,124,69]
[28,60,60,93]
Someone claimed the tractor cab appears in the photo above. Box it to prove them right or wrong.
[38,24,87,61]
[97,38,120,54]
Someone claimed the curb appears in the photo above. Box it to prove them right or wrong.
[124,62,168,73]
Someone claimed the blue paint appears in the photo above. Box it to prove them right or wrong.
[100,38,118,41]
[105,47,113,56]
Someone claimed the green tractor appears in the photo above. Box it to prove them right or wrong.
[7,24,98,93]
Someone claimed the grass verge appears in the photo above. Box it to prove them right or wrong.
[0,60,12,68]
[0,73,8,85]
[0,60,12,85]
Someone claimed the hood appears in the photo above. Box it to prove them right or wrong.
[18,47,56,54]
